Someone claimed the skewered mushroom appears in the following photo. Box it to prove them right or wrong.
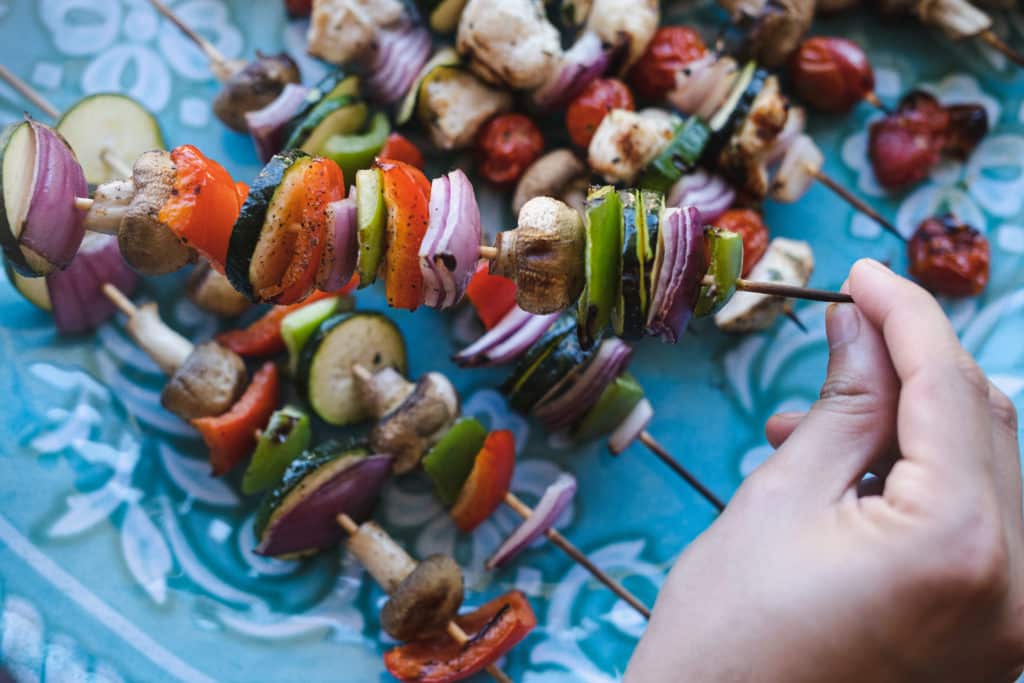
[187,260,253,317]
[212,53,302,133]
[380,554,465,641]
[160,341,247,419]
[512,149,587,214]
[491,196,585,314]
[368,371,460,474]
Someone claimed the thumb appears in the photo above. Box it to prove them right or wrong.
[768,299,900,504]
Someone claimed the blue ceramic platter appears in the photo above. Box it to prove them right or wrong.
[0,1,1023,681]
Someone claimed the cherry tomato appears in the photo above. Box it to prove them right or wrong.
[284,0,312,16]
[908,215,989,298]
[790,37,874,114]
[944,103,988,159]
[379,132,425,170]
[715,209,768,277]
[566,78,635,149]
[476,113,544,186]
[627,26,707,100]
[868,91,948,189]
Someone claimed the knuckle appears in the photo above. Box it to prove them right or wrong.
[954,351,992,400]
[817,373,883,420]
[923,507,1010,601]
[988,384,1020,434]
[736,463,789,507]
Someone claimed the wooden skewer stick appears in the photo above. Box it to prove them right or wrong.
[979,29,1024,67]
[148,0,237,80]
[502,492,652,619]
[638,432,727,512]
[0,64,61,120]
[0,66,133,179]
[102,283,139,317]
[864,91,888,113]
[336,514,512,683]
[807,166,906,242]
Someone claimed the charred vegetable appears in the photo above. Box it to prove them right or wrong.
[160,341,248,420]
[380,555,465,641]
[369,372,460,474]
[214,53,302,133]
[242,405,312,495]
[187,261,252,317]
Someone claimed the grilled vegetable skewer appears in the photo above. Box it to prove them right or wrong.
[337,513,519,683]
[148,0,301,132]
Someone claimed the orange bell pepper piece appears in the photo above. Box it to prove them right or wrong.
[216,279,356,358]
[450,430,515,533]
[192,362,280,476]
[384,590,536,683]
[465,263,518,330]
[379,133,425,170]
[378,159,431,311]
[160,145,243,270]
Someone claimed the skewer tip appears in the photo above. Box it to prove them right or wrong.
[979,30,1024,67]
[807,166,905,242]
[478,245,498,261]
[336,513,359,535]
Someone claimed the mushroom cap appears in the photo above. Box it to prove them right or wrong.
[380,554,464,641]
[213,53,302,133]
[370,372,459,474]
[512,149,586,215]
[120,151,195,275]
[160,341,247,420]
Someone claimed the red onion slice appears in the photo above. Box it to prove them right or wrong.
[453,306,558,367]
[365,24,433,105]
[646,206,704,343]
[7,120,88,275]
[420,169,482,309]
[667,171,735,222]
[533,338,633,432]
[608,397,653,455]
[47,233,140,334]
[245,83,310,162]
[532,31,611,110]
[318,198,358,292]
[486,473,577,569]
[765,105,806,166]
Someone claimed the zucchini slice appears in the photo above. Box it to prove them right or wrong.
[4,257,51,311]
[298,312,407,425]
[502,315,593,413]
[282,74,362,151]
[616,190,648,338]
[225,150,310,301]
[704,63,764,162]
[0,122,36,276]
[254,442,392,557]
[56,93,164,185]
[396,47,460,125]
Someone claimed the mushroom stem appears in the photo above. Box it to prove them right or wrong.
[807,166,905,242]
[0,64,60,121]
[148,0,234,79]
[75,197,95,211]
[478,245,498,260]
[504,492,652,620]
[102,284,195,375]
[337,514,512,683]
[638,431,727,512]
[978,29,1024,67]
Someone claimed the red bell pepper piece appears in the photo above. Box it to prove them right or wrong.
[465,263,517,330]
[450,430,515,533]
[384,590,536,683]
[378,159,431,311]
[379,133,425,170]
[160,145,243,271]
[193,362,280,476]
[216,280,356,357]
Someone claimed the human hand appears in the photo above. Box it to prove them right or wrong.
[626,259,1024,683]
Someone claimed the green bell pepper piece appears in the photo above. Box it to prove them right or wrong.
[422,418,488,505]
[694,227,744,317]
[281,296,343,372]
[322,112,390,185]
[577,186,622,348]
[572,373,645,442]
[242,406,313,495]
[355,167,386,288]
[638,117,711,194]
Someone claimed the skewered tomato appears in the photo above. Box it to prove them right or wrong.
[379,133,425,170]
[715,209,768,277]
[943,103,989,159]
[566,78,635,149]
[476,114,544,186]
[908,215,989,298]
[790,37,874,114]
[627,26,707,100]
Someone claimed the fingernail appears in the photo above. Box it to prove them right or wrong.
[827,302,860,349]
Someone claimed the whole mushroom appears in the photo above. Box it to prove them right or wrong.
[380,555,465,641]
[212,53,302,133]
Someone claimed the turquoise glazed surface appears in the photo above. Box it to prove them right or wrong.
[1,1,1023,681]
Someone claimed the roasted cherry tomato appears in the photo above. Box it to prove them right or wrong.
[476,113,544,186]
[566,78,635,149]
[908,215,989,298]
[868,92,947,190]
[627,26,707,100]
[943,103,989,159]
[284,0,312,16]
[379,132,425,170]
[790,37,874,114]
[714,209,768,277]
